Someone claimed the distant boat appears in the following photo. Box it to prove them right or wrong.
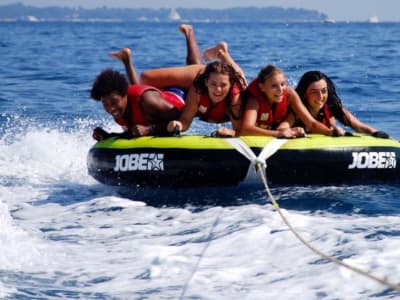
[368,16,379,23]
[168,8,181,21]
[324,18,336,24]
[26,15,39,22]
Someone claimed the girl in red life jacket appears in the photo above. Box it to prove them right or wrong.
[294,70,389,138]
[140,24,247,137]
[240,65,335,138]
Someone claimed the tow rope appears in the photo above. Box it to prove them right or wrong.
[231,137,400,293]
[179,137,400,298]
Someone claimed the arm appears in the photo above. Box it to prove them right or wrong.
[229,93,243,132]
[342,107,377,134]
[132,90,181,136]
[278,110,296,130]
[214,94,243,138]
[167,86,200,132]
[240,97,289,137]
[288,88,335,136]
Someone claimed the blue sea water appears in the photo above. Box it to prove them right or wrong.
[1,21,400,299]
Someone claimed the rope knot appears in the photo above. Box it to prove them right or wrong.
[254,158,266,170]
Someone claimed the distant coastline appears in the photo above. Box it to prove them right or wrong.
[0,3,330,23]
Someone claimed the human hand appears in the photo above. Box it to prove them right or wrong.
[132,124,152,136]
[215,127,235,138]
[277,127,305,138]
[291,127,306,138]
[331,126,346,137]
[167,120,182,133]
[372,131,390,139]
[92,127,109,141]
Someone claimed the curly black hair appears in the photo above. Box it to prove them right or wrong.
[90,69,129,101]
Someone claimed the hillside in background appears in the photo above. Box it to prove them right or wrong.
[0,3,328,22]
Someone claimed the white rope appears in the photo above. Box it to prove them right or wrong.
[178,138,287,299]
[226,138,258,161]
[228,136,400,293]
[257,138,288,162]
[226,137,287,168]
[179,207,223,300]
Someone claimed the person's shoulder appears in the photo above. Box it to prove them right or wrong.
[287,86,300,101]
[287,86,297,93]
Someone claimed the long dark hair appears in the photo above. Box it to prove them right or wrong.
[295,70,350,126]
[193,61,246,119]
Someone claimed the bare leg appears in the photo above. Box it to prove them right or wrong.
[109,48,140,85]
[141,64,205,89]
[203,41,247,85]
[179,24,202,65]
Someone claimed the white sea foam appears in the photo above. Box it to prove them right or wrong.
[1,126,400,299]
[0,199,56,272]
[2,20,400,299]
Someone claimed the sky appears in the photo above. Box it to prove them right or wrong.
[0,0,399,22]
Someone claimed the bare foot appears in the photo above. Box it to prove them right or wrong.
[203,41,228,61]
[179,24,193,37]
[109,48,131,62]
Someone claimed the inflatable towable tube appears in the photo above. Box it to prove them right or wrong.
[87,134,400,187]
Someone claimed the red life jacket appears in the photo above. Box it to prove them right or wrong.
[320,104,333,127]
[294,103,333,132]
[247,79,288,129]
[116,85,185,127]
[197,84,241,123]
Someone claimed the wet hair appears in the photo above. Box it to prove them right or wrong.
[193,61,246,120]
[295,70,349,126]
[242,64,284,103]
[193,61,246,95]
[257,64,284,83]
[90,69,128,101]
